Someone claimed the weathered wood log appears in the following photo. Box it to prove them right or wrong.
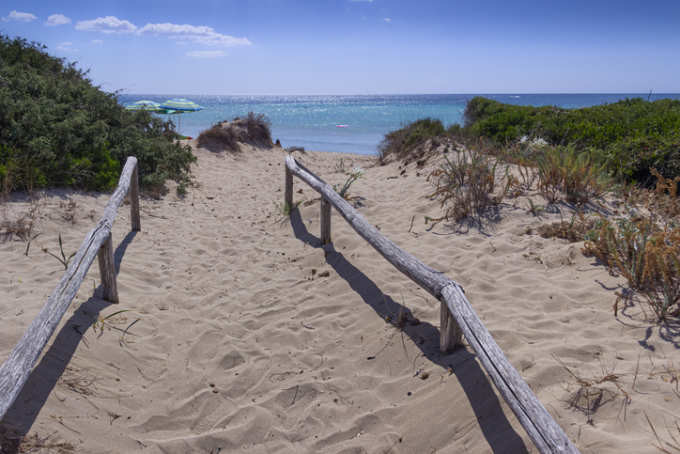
[320,198,331,244]
[97,232,118,303]
[284,155,580,454]
[440,301,462,352]
[286,155,452,297]
[0,157,139,420]
[129,165,141,231]
[285,165,293,210]
[441,284,579,453]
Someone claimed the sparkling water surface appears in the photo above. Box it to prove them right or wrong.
[117,94,680,156]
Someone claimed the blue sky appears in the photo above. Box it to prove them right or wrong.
[1,0,679,95]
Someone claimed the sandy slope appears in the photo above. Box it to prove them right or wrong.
[1,143,679,453]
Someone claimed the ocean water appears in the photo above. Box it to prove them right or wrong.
[117,94,680,156]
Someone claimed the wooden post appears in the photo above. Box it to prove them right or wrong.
[285,166,293,212]
[440,301,462,352]
[129,164,141,231]
[98,232,118,303]
[320,198,331,244]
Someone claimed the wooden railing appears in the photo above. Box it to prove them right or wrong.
[0,157,141,420]
[284,155,580,454]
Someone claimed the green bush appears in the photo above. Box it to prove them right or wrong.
[0,35,195,192]
[463,96,680,185]
[378,118,445,161]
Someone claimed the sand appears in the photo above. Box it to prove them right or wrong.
[1,142,679,453]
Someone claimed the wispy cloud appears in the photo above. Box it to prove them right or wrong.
[74,17,251,49]
[56,41,78,52]
[383,17,392,23]
[3,10,37,22]
[186,50,226,58]
[139,23,251,47]
[350,0,374,2]
[75,16,137,34]
[91,39,103,45]
[45,13,71,26]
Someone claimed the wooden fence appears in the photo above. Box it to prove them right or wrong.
[0,157,141,420]
[284,155,580,454]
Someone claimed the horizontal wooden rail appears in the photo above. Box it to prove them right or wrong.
[284,155,579,454]
[0,157,141,420]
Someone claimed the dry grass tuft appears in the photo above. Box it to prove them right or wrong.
[584,216,656,290]
[537,212,597,242]
[644,412,680,454]
[647,168,680,220]
[59,198,77,224]
[584,215,680,321]
[555,356,630,425]
[0,197,42,255]
[537,146,608,205]
[427,148,506,224]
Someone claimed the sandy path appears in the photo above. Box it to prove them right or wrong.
[1,144,679,453]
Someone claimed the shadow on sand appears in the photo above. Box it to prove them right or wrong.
[0,231,137,452]
[290,209,529,453]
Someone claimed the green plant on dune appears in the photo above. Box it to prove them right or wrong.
[583,214,680,320]
[462,96,680,187]
[378,118,446,162]
[536,146,609,205]
[0,35,195,193]
[42,233,76,270]
[333,167,364,199]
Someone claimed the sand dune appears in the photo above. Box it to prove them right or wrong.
[1,143,679,453]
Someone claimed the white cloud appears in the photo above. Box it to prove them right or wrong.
[383,17,392,23]
[3,10,37,22]
[45,13,71,26]
[91,39,103,45]
[139,22,251,47]
[186,50,226,58]
[350,0,374,2]
[75,16,137,34]
[56,41,78,52]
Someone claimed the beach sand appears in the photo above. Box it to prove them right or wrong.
[1,142,679,453]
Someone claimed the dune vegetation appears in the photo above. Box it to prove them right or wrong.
[463,96,680,185]
[0,35,195,194]
[380,97,680,322]
[197,113,273,153]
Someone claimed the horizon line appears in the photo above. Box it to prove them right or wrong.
[114,91,680,97]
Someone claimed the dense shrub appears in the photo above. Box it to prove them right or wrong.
[378,118,445,161]
[0,35,195,192]
[197,112,273,152]
[463,96,680,185]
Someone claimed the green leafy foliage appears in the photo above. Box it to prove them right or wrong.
[378,118,445,161]
[0,35,196,192]
[463,96,680,185]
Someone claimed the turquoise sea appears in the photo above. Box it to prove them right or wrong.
[118,94,680,155]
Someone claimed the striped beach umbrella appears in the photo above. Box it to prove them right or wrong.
[125,100,165,112]
[159,98,202,111]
